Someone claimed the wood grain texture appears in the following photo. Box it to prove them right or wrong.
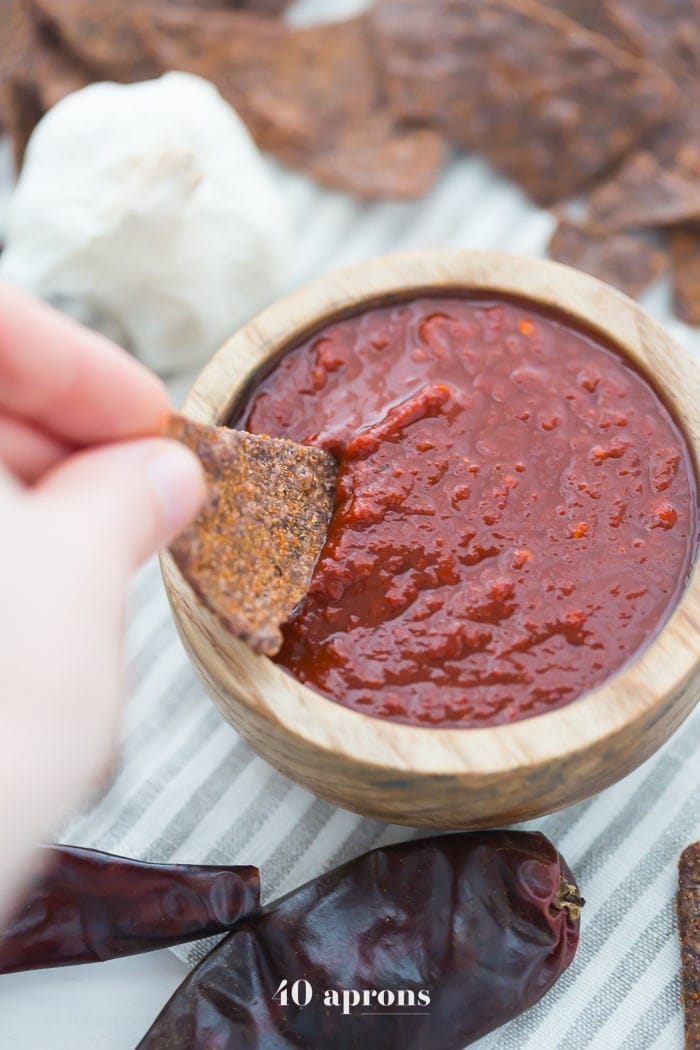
[161,249,700,829]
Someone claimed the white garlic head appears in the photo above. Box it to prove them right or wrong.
[0,72,292,375]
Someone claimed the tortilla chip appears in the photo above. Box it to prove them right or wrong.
[235,0,290,11]
[3,3,445,197]
[587,150,700,233]
[540,1,637,48]
[172,0,291,9]
[142,9,447,199]
[371,0,679,205]
[668,225,700,326]
[1,80,44,172]
[306,111,446,200]
[0,0,37,159]
[678,843,700,1049]
[165,414,337,656]
[31,0,160,82]
[606,1,700,161]
[604,0,700,83]
[32,23,93,111]
[268,17,446,199]
[548,219,666,299]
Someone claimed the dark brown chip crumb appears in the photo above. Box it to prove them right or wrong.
[678,842,700,1049]
[548,219,666,299]
[166,414,337,656]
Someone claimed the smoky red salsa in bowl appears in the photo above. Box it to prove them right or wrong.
[231,295,698,730]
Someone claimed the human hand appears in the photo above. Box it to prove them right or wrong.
[0,285,205,919]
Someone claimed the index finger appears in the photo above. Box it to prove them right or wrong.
[0,284,169,445]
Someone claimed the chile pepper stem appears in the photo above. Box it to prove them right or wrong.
[551,878,585,921]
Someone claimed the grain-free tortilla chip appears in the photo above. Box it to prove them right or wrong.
[598,0,700,162]
[669,226,700,327]
[372,0,678,205]
[133,4,286,130]
[1,0,90,159]
[306,110,445,200]
[604,0,700,82]
[539,0,634,45]
[1,80,44,172]
[0,0,39,162]
[678,842,700,1049]
[32,25,93,110]
[588,151,700,233]
[548,219,666,299]
[143,9,446,199]
[165,415,337,656]
[0,5,91,165]
[235,0,291,11]
[2,2,445,197]
[178,0,292,9]
[264,16,446,199]
[32,0,160,82]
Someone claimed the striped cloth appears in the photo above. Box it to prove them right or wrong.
[2,0,696,1043]
[60,554,700,1050]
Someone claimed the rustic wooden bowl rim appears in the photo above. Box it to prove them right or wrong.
[173,248,700,779]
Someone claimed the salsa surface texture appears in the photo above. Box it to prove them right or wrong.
[233,297,697,728]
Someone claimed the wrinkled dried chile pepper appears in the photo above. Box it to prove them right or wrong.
[138,831,583,1050]
[0,846,260,973]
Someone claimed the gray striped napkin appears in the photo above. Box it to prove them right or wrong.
[61,552,700,1050]
[54,1,700,1040]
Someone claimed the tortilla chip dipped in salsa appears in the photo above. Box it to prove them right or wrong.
[165,414,337,656]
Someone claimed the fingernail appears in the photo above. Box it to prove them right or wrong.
[147,441,206,537]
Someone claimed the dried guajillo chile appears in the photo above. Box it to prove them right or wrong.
[0,846,260,973]
[138,831,583,1049]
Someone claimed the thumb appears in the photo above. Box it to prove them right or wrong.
[35,438,205,571]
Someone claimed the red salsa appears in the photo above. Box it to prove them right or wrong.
[233,297,698,728]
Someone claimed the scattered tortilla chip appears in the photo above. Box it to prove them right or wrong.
[587,150,700,233]
[269,17,446,199]
[678,842,700,1049]
[142,9,447,199]
[1,81,43,173]
[2,37,90,165]
[306,111,446,201]
[372,0,679,205]
[4,0,700,327]
[32,0,161,82]
[601,1,700,162]
[33,47,91,113]
[0,0,38,163]
[548,219,666,299]
[175,0,292,8]
[235,0,291,11]
[2,3,446,198]
[604,0,700,84]
[165,414,337,656]
[669,226,700,327]
[540,1,636,48]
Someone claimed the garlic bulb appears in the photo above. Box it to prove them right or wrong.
[0,73,292,375]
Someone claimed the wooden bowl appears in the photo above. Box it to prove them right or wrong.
[161,249,700,829]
